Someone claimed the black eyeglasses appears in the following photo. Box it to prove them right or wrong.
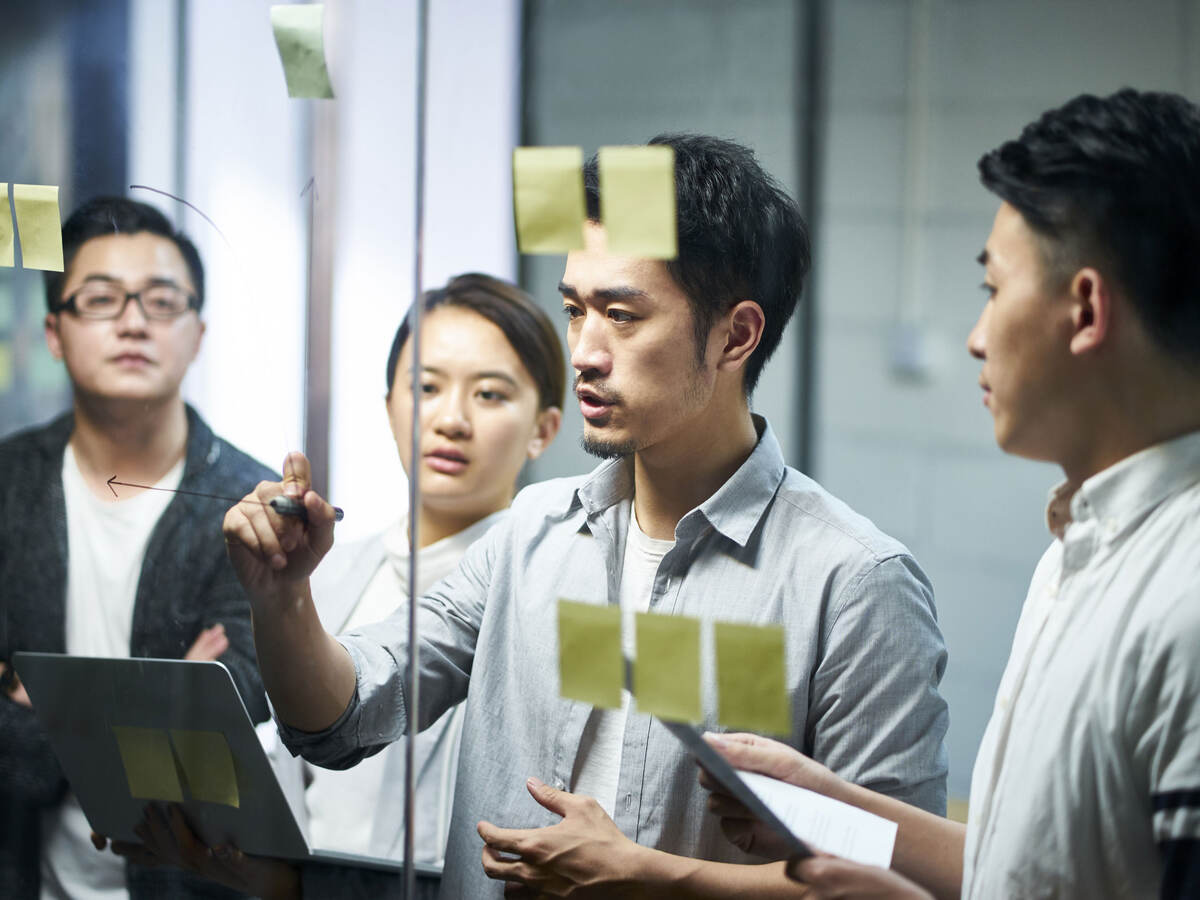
[55,284,200,321]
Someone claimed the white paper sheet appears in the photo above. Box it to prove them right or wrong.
[740,771,897,868]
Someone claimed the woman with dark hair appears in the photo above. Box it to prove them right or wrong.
[114,273,563,899]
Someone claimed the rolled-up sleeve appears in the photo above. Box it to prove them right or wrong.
[809,553,950,814]
[277,515,504,770]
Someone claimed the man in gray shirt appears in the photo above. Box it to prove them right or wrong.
[224,134,949,897]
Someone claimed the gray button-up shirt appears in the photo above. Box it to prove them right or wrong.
[281,417,948,898]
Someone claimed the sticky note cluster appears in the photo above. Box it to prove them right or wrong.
[111,726,239,807]
[271,4,335,99]
[512,145,677,259]
[1,183,64,272]
[556,599,791,736]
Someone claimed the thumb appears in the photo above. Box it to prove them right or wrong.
[525,776,570,817]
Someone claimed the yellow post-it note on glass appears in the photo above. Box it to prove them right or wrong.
[270,4,335,99]
[112,726,184,803]
[512,147,587,254]
[634,611,702,722]
[12,184,64,272]
[597,145,677,260]
[1,184,14,267]
[170,729,240,807]
[557,599,623,709]
[715,622,791,736]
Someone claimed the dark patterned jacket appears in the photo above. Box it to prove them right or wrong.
[0,405,274,899]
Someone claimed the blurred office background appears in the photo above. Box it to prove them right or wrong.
[3,0,1198,803]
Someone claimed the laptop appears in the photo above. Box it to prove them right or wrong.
[13,651,437,877]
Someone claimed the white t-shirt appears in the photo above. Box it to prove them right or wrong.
[304,511,504,859]
[571,507,673,818]
[41,445,183,900]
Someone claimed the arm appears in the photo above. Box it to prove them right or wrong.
[478,778,807,899]
[221,452,356,733]
[808,554,950,814]
[701,733,963,900]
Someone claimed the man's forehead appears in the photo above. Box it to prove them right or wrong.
[68,232,192,285]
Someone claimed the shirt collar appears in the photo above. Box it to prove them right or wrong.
[565,415,786,548]
[1044,427,1200,540]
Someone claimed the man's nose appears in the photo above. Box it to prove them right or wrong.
[570,313,612,376]
[967,304,989,360]
[115,294,151,334]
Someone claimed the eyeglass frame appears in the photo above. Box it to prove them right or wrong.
[52,282,201,321]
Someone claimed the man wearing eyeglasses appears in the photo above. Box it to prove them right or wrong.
[0,196,272,900]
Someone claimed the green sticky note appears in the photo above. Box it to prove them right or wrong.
[512,147,587,254]
[714,622,791,736]
[634,611,701,722]
[12,184,64,272]
[557,599,623,709]
[598,145,677,260]
[270,4,335,99]
[112,726,184,803]
[0,184,14,267]
[170,729,239,807]
[0,341,12,393]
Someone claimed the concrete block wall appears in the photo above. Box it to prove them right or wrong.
[816,0,1200,796]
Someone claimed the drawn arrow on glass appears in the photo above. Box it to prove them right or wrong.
[106,476,345,522]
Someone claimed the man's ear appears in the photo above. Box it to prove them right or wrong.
[527,406,562,460]
[1068,267,1111,356]
[189,319,206,363]
[44,313,65,361]
[716,300,765,373]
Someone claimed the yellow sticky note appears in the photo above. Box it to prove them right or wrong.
[270,4,335,99]
[634,612,701,722]
[0,342,12,393]
[714,622,791,736]
[598,145,677,260]
[512,147,587,254]
[557,599,623,709]
[12,184,64,272]
[170,729,239,807]
[1,184,14,267]
[112,726,184,803]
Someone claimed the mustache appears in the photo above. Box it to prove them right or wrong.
[573,375,622,405]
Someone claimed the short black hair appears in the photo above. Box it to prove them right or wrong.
[386,273,566,411]
[44,196,206,313]
[583,134,810,395]
[978,88,1200,366]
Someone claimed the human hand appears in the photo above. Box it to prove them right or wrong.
[787,854,934,898]
[184,624,229,661]
[477,777,644,898]
[699,731,845,859]
[108,804,300,900]
[0,662,32,708]
[222,451,336,603]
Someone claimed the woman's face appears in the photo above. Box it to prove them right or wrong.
[387,305,558,521]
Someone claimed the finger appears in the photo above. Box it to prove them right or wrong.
[167,803,210,867]
[707,792,753,819]
[223,499,283,568]
[525,775,571,818]
[703,731,800,780]
[242,496,290,570]
[281,452,312,498]
[477,820,532,854]
[90,831,108,851]
[480,844,535,883]
[504,881,537,897]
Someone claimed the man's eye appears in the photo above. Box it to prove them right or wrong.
[608,309,633,323]
[421,383,438,395]
[85,293,119,307]
[562,305,582,320]
[477,389,507,402]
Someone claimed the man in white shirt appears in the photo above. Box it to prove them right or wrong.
[700,88,1200,899]
[0,196,273,900]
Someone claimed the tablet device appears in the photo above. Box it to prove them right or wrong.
[13,652,426,875]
